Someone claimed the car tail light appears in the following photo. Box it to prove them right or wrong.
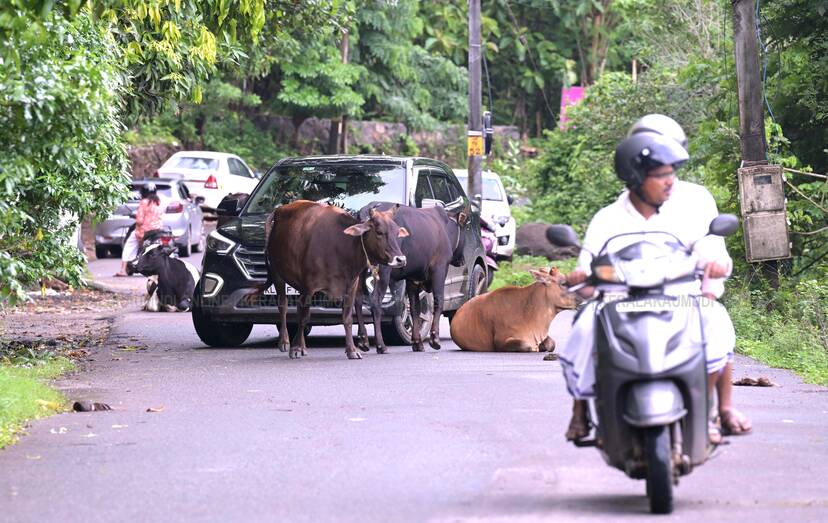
[152,170,160,178]
[204,174,218,189]
[165,201,184,214]
[160,236,173,246]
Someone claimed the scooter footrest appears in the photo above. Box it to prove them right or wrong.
[572,438,599,448]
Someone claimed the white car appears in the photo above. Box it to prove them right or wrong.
[153,151,260,210]
[453,169,516,260]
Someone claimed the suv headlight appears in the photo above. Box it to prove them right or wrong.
[206,230,235,254]
[495,215,511,227]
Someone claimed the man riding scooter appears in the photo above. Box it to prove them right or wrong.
[560,115,752,445]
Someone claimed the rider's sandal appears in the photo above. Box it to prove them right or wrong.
[721,409,753,436]
[708,418,723,446]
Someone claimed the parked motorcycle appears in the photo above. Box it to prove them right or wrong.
[480,216,499,287]
[545,214,739,514]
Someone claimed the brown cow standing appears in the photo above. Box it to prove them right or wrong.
[449,267,577,352]
[265,200,408,359]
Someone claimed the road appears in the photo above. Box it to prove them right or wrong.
[1,254,827,521]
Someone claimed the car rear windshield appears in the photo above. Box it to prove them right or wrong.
[243,164,406,215]
[456,176,503,201]
[173,157,219,170]
[128,184,173,201]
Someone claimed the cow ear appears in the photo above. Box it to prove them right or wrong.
[344,222,371,236]
[398,227,409,238]
[529,269,552,285]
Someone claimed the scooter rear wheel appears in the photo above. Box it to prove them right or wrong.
[645,425,673,514]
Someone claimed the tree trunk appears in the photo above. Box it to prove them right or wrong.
[327,118,340,155]
[291,114,308,150]
[340,115,349,154]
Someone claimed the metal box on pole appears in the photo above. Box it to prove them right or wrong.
[737,164,791,261]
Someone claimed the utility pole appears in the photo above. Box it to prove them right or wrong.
[731,0,790,283]
[467,0,483,213]
[732,0,766,164]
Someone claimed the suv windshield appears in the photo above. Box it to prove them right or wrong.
[244,163,406,215]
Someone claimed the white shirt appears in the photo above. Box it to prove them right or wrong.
[577,180,732,298]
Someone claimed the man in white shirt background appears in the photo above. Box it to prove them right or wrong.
[560,115,752,445]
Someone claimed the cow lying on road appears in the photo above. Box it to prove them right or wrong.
[264,200,408,360]
[128,244,200,312]
[354,201,469,353]
[449,267,577,352]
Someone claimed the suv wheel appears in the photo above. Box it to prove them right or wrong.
[178,227,192,257]
[192,230,205,253]
[381,291,433,346]
[468,264,487,299]
[192,300,252,347]
[95,245,109,259]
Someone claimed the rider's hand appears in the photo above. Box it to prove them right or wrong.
[565,269,594,299]
[565,269,587,286]
[704,261,729,279]
[701,261,728,301]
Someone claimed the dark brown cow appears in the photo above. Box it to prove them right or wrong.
[449,267,577,352]
[265,200,408,359]
[354,202,468,353]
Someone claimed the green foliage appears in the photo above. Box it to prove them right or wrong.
[725,281,828,386]
[276,36,365,120]
[764,0,828,174]
[353,0,467,130]
[0,12,129,302]
[527,67,718,231]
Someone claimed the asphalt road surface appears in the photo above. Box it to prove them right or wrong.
[1,255,827,521]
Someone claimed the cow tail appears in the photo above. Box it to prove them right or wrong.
[259,210,277,292]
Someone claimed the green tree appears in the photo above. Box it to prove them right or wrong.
[0,0,343,302]
[274,33,366,147]
[0,12,128,301]
[351,0,467,130]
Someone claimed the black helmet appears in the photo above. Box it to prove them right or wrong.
[628,114,688,150]
[614,131,689,189]
[141,182,157,198]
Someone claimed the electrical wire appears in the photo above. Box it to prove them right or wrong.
[482,47,493,115]
[755,0,777,159]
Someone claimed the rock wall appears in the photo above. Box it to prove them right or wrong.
[515,222,578,261]
[126,117,522,178]
[128,143,182,180]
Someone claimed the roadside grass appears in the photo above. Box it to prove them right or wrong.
[0,344,74,448]
[725,284,828,387]
[490,255,578,291]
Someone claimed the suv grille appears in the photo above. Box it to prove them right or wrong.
[234,246,268,279]
[239,292,344,309]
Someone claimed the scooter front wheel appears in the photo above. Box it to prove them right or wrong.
[645,425,673,514]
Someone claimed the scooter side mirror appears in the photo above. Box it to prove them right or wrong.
[546,224,581,248]
[708,214,740,237]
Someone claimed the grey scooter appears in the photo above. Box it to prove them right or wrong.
[546,214,739,514]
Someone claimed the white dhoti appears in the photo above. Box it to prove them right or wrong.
[121,231,140,262]
[560,297,735,399]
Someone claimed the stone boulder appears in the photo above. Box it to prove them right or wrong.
[515,222,578,261]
